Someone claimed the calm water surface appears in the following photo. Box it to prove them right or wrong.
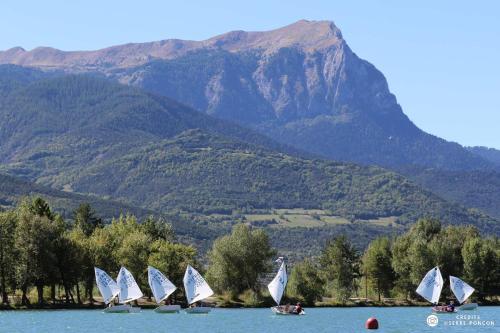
[0,307,497,333]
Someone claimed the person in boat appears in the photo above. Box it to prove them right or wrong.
[284,304,291,313]
[294,302,302,314]
[447,300,455,312]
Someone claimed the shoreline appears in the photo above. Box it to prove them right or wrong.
[1,301,498,311]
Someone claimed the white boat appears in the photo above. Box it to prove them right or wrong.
[103,304,141,313]
[154,304,182,313]
[459,303,478,311]
[104,266,143,313]
[450,276,478,311]
[268,257,304,315]
[183,265,214,314]
[148,266,180,313]
[95,267,121,312]
[416,267,456,313]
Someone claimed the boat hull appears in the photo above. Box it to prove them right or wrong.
[432,306,457,314]
[103,304,141,313]
[154,305,181,313]
[271,306,305,315]
[459,303,478,311]
[185,307,212,314]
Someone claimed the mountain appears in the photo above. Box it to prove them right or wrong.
[0,173,151,219]
[467,146,500,166]
[0,20,493,171]
[400,167,500,220]
[0,74,497,237]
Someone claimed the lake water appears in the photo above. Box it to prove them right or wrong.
[0,307,497,333]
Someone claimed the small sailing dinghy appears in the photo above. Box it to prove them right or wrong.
[148,266,180,313]
[183,265,214,314]
[268,257,304,315]
[450,276,478,311]
[102,266,143,313]
[95,267,121,311]
[416,267,455,314]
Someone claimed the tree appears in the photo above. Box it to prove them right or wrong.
[429,226,479,286]
[287,259,324,306]
[14,198,58,305]
[207,224,275,296]
[363,237,394,301]
[411,218,441,242]
[87,226,118,303]
[320,235,360,303]
[392,218,442,300]
[74,203,102,237]
[142,215,175,242]
[116,230,151,294]
[0,211,16,304]
[391,234,413,299]
[462,237,500,300]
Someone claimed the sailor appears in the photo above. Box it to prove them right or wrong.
[447,300,455,312]
[294,302,302,314]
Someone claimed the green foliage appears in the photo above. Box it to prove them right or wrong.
[0,196,498,306]
[116,230,151,293]
[0,75,496,237]
[148,240,197,298]
[0,210,16,303]
[207,224,275,295]
[287,259,325,306]
[462,237,500,300]
[401,167,500,220]
[391,218,500,302]
[14,198,59,304]
[74,203,102,236]
[363,237,395,301]
[0,173,152,220]
[320,235,361,303]
[141,215,175,242]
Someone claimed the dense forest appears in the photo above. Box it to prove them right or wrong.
[0,198,498,308]
[0,71,498,236]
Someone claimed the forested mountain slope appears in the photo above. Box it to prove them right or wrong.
[0,75,497,235]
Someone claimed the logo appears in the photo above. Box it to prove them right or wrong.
[427,314,439,327]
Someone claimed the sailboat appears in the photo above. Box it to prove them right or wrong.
[148,266,181,313]
[268,258,304,315]
[416,266,459,313]
[95,267,120,310]
[183,265,214,314]
[450,276,478,311]
[103,266,143,313]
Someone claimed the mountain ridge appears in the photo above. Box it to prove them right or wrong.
[0,20,490,170]
[0,20,343,70]
[0,74,497,236]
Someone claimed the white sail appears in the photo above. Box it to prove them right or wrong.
[450,276,475,304]
[183,265,214,304]
[95,267,120,304]
[117,266,143,304]
[268,261,287,305]
[148,266,177,304]
[416,266,443,304]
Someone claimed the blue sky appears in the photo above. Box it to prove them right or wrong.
[2,0,499,148]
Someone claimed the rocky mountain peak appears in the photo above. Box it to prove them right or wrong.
[204,20,343,53]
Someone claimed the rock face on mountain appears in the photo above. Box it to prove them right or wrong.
[0,20,493,170]
[467,146,500,166]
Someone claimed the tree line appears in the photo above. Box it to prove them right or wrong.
[0,197,498,307]
[0,197,193,306]
[287,218,499,305]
